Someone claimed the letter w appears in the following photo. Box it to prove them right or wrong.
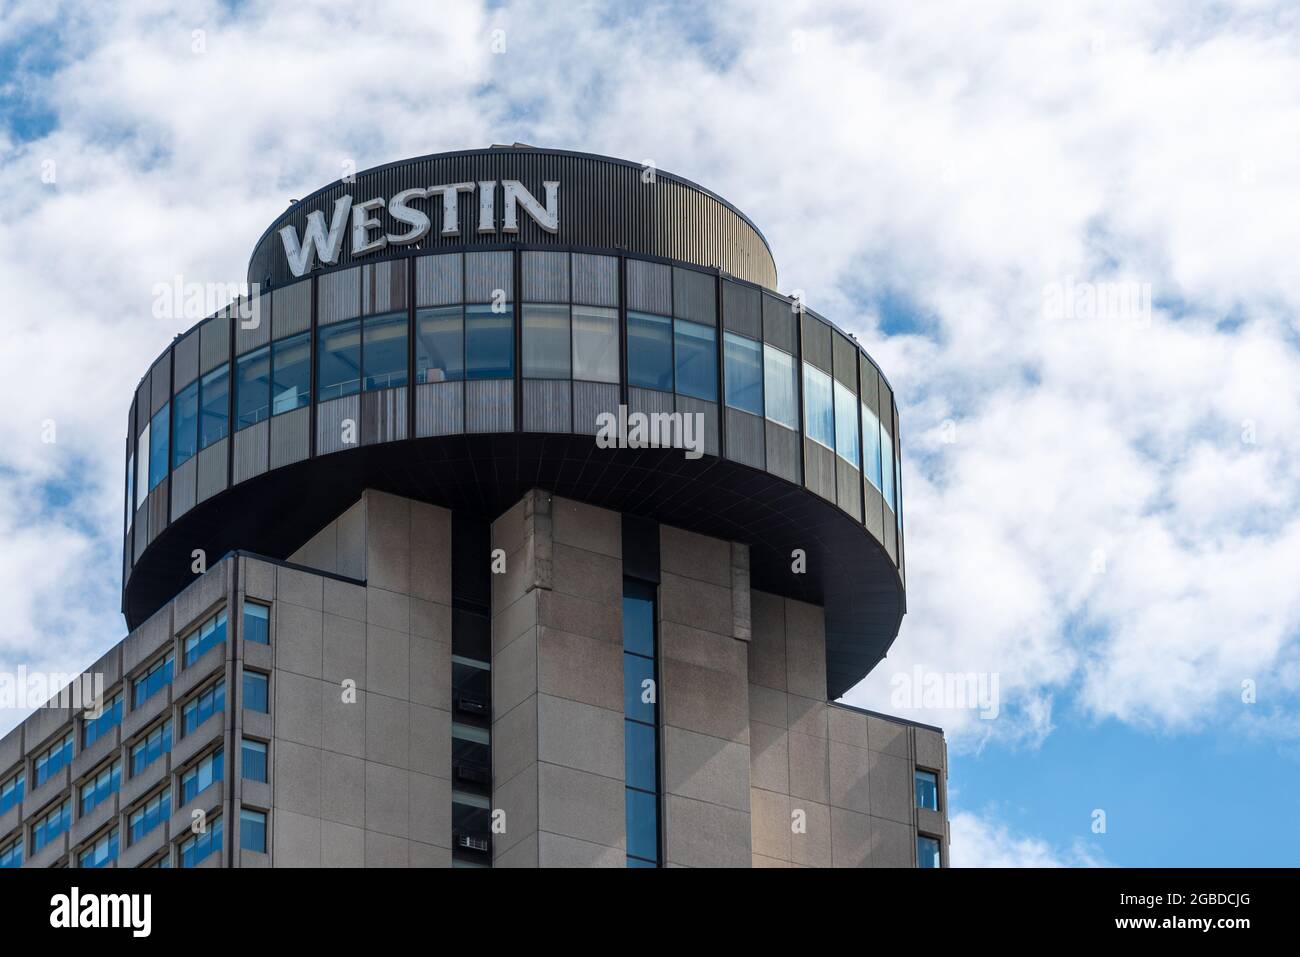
[279,195,353,276]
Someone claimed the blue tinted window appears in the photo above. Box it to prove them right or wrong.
[625,788,658,865]
[180,815,222,868]
[235,346,271,429]
[363,311,408,390]
[130,720,172,776]
[183,679,225,737]
[243,601,269,645]
[318,320,361,401]
[833,381,860,466]
[623,653,655,725]
[862,404,883,492]
[622,591,655,658]
[881,420,895,511]
[0,773,22,816]
[243,671,269,714]
[83,693,122,748]
[623,577,659,867]
[34,732,73,787]
[199,364,229,450]
[464,305,514,379]
[241,739,268,783]
[627,312,673,391]
[172,380,199,468]
[133,653,173,709]
[624,720,657,793]
[148,404,169,489]
[416,306,463,383]
[240,808,267,853]
[181,748,224,805]
[803,364,834,449]
[673,319,716,401]
[916,769,939,810]
[32,801,70,852]
[271,332,311,414]
[763,345,798,429]
[80,760,120,815]
[918,835,941,868]
[724,333,763,415]
[184,608,226,667]
[79,828,119,868]
[0,837,20,868]
[129,788,170,845]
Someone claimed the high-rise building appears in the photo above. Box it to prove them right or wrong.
[0,147,946,868]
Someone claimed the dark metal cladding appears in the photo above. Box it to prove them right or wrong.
[247,147,778,289]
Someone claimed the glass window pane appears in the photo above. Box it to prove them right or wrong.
[317,320,361,401]
[243,602,269,645]
[802,364,834,449]
[148,404,169,489]
[625,788,658,863]
[464,304,514,379]
[625,719,657,793]
[271,332,311,415]
[622,589,655,658]
[623,654,655,724]
[363,312,408,391]
[862,404,883,491]
[243,672,268,713]
[199,364,229,450]
[627,312,672,391]
[242,739,268,783]
[240,808,267,852]
[522,303,570,379]
[915,770,939,810]
[572,306,618,383]
[724,332,763,415]
[918,835,941,868]
[881,421,895,511]
[172,380,199,468]
[415,306,463,383]
[135,425,149,508]
[763,345,797,429]
[673,319,717,401]
[834,381,860,466]
[235,346,271,429]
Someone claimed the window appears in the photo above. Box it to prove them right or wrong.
[199,364,229,450]
[452,722,490,788]
[182,679,225,737]
[180,748,224,805]
[241,739,267,783]
[32,800,70,853]
[34,732,73,787]
[125,452,134,530]
[623,578,660,867]
[243,601,269,645]
[0,837,20,869]
[833,381,860,467]
[235,345,271,429]
[572,306,618,383]
[0,771,23,815]
[881,420,895,511]
[129,788,170,845]
[918,834,941,868]
[271,332,311,414]
[179,815,222,868]
[627,312,673,391]
[362,311,408,390]
[802,364,835,449]
[172,379,199,468]
[521,303,570,379]
[79,828,119,868]
[452,790,492,858]
[763,345,798,429]
[243,671,269,714]
[83,692,122,749]
[183,608,227,667]
[415,306,464,384]
[673,319,717,401]
[317,319,361,401]
[130,720,172,776]
[132,652,173,709]
[135,425,148,509]
[861,403,883,492]
[80,760,121,815]
[464,305,513,379]
[723,332,763,415]
[148,404,170,489]
[915,769,939,810]
[240,808,267,853]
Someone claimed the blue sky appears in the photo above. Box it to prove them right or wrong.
[1,0,1299,866]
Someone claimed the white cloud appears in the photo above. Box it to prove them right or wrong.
[950,810,1106,867]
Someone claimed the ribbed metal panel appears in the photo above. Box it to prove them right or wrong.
[171,456,197,519]
[272,281,311,339]
[319,267,360,325]
[802,316,833,373]
[629,386,673,418]
[877,377,894,433]
[832,328,857,387]
[246,148,776,289]
[362,260,407,316]
[522,251,569,303]
[317,395,361,454]
[523,379,571,433]
[465,251,512,303]
[571,253,618,307]
[673,267,716,325]
[722,281,761,339]
[836,458,862,520]
[199,314,231,375]
[133,507,148,563]
[762,294,796,354]
[572,380,618,435]
[269,406,311,469]
[803,438,836,502]
[883,501,897,562]
[415,381,463,436]
[173,330,200,392]
[195,438,227,504]
[232,420,269,485]
[146,480,168,544]
[860,354,881,418]
[464,379,513,432]
[724,407,765,469]
[235,292,272,356]
[150,355,170,414]
[892,400,903,568]
[362,387,408,444]
[135,378,151,436]
[415,253,463,307]
[863,481,885,544]
[627,260,671,315]
[675,396,719,457]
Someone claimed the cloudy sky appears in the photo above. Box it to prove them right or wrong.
[2,0,1298,866]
